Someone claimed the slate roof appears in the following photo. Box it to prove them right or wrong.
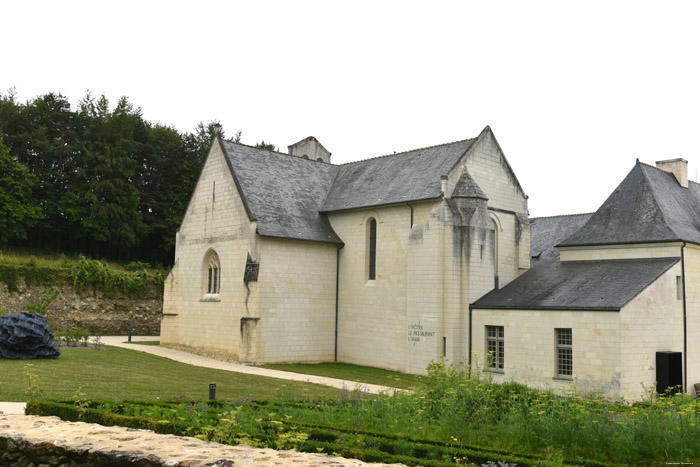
[561,162,700,247]
[321,139,476,212]
[530,213,592,266]
[472,257,679,311]
[221,141,342,244]
[219,133,485,243]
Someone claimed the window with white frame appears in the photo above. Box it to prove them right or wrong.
[556,328,572,378]
[486,325,504,371]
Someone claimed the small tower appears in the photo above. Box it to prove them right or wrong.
[288,136,332,163]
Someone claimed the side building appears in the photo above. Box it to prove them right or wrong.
[161,126,530,373]
[473,159,700,399]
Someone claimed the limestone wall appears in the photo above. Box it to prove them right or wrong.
[1,414,392,466]
[559,243,683,262]
[619,262,683,399]
[255,238,338,363]
[161,138,260,358]
[472,308,622,397]
[331,203,417,372]
[0,281,161,335]
[682,244,700,393]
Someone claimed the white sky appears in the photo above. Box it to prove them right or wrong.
[3,1,699,217]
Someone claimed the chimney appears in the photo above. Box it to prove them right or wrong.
[656,158,688,188]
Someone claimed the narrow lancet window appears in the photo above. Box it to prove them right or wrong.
[368,218,377,280]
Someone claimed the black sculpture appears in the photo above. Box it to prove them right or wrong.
[0,312,60,359]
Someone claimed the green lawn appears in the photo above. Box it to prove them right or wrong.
[256,362,425,390]
[0,346,338,402]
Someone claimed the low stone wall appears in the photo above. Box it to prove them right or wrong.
[0,281,162,336]
[0,414,401,466]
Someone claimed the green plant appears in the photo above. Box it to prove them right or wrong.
[67,255,165,297]
[91,334,103,348]
[72,387,90,419]
[24,363,42,411]
[125,261,151,272]
[55,328,91,347]
[21,288,60,315]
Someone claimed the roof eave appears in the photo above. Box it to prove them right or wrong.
[257,231,344,246]
[220,140,257,222]
[471,305,621,312]
[320,195,444,214]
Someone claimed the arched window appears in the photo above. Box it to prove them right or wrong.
[368,218,377,280]
[204,250,221,295]
[301,154,309,159]
[316,158,324,162]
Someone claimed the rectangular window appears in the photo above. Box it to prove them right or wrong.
[556,328,573,379]
[486,326,504,371]
[677,276,683,300]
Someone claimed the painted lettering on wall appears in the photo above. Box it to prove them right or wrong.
[407,321,436,345]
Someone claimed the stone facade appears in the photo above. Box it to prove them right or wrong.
[162,128,531,373]
[0,281,161,335]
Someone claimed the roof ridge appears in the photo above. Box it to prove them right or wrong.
[530,212,595,220]
[222,139,333,164]
[336,138,475,166]
[639,160,674,176]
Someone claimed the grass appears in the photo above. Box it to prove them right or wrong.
[124,340,161,346]
[0,346,338,402]
[255,362,426,390]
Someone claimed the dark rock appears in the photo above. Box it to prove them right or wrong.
[0,313,60,359]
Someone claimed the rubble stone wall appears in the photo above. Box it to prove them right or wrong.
[0,280,162,335]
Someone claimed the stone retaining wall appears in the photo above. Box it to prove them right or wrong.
[0,281,162,336]
[0,414,401,466]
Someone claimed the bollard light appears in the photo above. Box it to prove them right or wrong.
[209,382,216,400]
[128,327,132,342]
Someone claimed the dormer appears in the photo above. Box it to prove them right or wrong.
[288,136,332,163]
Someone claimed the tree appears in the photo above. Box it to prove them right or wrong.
[0,139,42,243]
[255,141,277,151]
[59,94,147,256]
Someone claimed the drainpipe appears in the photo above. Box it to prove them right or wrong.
[468,304,473,377]
[335,244,345,363]
[681,242,688,391]
[407,203,414,228]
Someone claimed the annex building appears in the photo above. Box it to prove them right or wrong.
[162,126,699,400]
[474,158,700,399]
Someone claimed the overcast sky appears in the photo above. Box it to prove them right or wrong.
[3,1,699,217]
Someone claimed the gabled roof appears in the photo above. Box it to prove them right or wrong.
[321,139,476,212]
[472,257,679,311]
[530,213,592,266]
[561,162,700,247]
[218,127,518,244]
[221,141,342,244]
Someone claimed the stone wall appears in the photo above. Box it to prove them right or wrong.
[0,281,162,336]
[0,414,398,466]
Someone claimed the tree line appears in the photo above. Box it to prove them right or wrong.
[0,89,273,265]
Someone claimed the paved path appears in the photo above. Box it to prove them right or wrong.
[102,336,400,395]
